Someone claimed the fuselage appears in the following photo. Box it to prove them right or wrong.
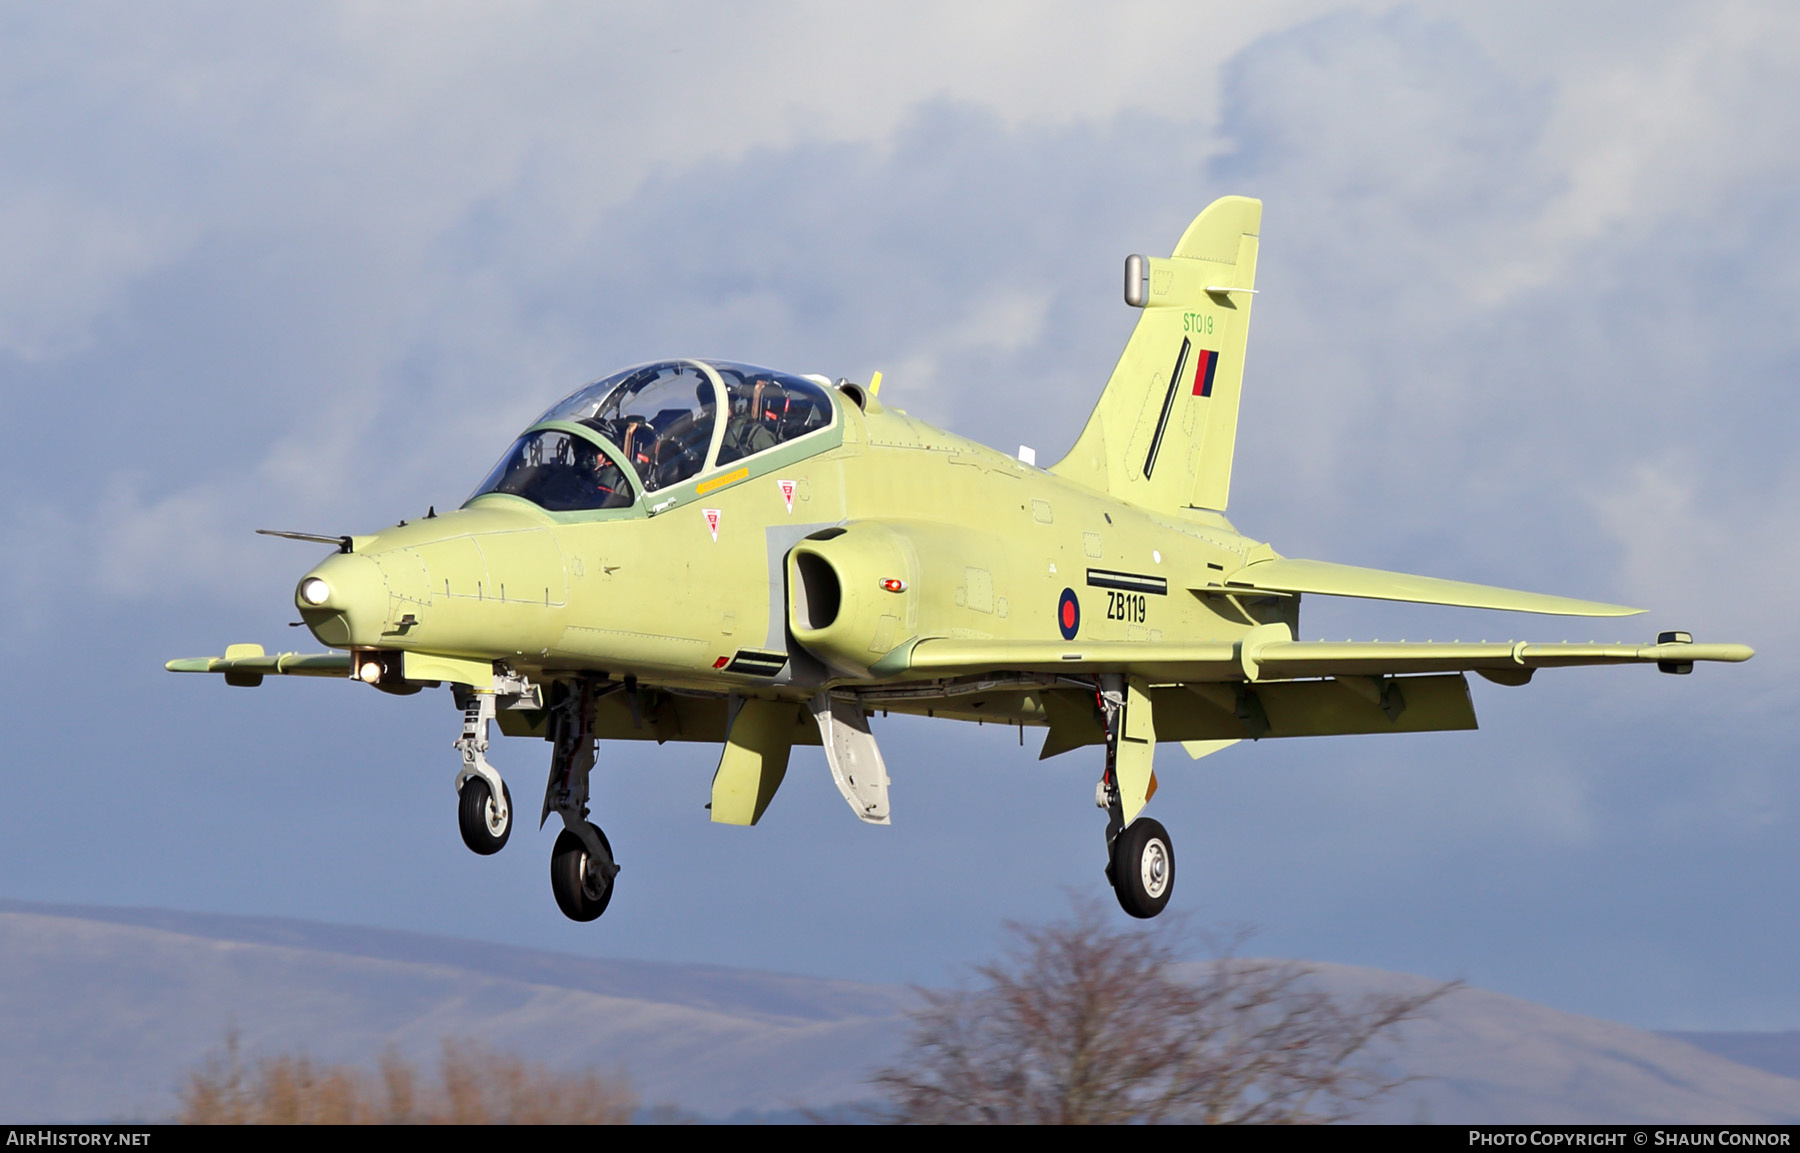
[295,365,1291,713]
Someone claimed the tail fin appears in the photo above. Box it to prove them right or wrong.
[1051,196,1261,514]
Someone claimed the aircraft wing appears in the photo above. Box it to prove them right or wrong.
[875,635,1752,683]
[874,639,1240,681]
[1206,557,1644,617]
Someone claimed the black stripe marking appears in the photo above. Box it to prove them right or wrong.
[1142,337,1191,480]
[1086,568,1168,596]
[725,650,788,676]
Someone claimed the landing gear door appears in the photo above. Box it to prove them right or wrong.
[810,692,891,825]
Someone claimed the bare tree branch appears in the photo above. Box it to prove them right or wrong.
[872,900,1457,1124]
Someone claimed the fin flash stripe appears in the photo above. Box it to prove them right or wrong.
[1193,348,1219,397]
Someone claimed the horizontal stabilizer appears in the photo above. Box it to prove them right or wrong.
[1212,558,1642,617]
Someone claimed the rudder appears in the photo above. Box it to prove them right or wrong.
[1051,196,1261,514]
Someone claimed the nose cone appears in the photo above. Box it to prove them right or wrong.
[296,553,390,648]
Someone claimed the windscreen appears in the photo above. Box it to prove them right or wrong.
[470,428,635,512]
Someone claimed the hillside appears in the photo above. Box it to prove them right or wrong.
[0,899,1794,1123]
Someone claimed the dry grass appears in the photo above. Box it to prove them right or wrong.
[179,1032,635,1124]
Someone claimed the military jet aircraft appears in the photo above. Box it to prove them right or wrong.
[169,195,1753,922]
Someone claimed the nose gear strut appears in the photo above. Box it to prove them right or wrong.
[453,688,512,854]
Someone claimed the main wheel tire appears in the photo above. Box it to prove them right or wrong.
[550,823,615,922]
[1110,817,1174,919]
[458,777,512,855]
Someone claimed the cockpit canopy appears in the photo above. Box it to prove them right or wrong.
[470,359,837,513]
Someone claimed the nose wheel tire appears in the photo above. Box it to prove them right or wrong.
[550,823,615,922]
[458,777,512,855]
[1110,817,1174,920]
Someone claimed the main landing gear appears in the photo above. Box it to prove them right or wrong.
[540,680,620,922]
[550,822,615,922]
[1108,815,1175,920]
[1095,676,1175,919]
[451,678,620,923]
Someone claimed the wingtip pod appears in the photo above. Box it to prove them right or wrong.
[1650,641,1754,663]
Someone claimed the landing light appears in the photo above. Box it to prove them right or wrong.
[358,659,384,684]
[299,577,331,606]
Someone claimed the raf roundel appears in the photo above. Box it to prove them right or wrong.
[1057,587,1080,640]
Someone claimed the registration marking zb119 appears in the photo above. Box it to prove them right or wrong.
[1106,591,1147,623]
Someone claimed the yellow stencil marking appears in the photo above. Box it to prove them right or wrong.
[696,467,750,496]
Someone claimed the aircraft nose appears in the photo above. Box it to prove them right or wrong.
[295,552,389,648]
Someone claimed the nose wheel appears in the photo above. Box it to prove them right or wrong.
[1109,816,1174,919]
[458,777,512,855]
[550,822,616,922]
[453,689,513,856]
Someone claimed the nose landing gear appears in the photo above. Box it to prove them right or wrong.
[458,776,513,855]
[453,690,512,854]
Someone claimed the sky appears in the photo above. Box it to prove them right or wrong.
[1,0,1796,1032]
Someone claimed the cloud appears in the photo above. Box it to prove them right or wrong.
[1,2,1796,1027]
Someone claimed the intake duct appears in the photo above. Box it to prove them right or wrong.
[787,523,916,677]
[792,549,843,631]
